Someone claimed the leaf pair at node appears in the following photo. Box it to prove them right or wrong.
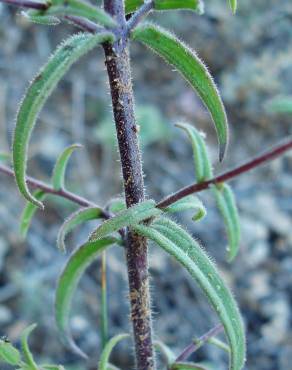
[177,122,241,262]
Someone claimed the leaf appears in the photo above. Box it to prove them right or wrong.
[132,24,229,161]
[0,151,11,163]
[13,31,115,209]
[20,190,47,238]
[55,237,119,358]
[98,334,130,370]
[154,0,204,13]
[57,207,104,253]
[125,0,204,14]
[133,218,246,370]
[49,0,116,27]
[52,143,82,190]
[228,0,237,14]
[0,339,21,366]
[207,337,230,353]
[107,198,126,213]
[170,362,208,370]
[154,340,176,365]
[21,324,38,370]
[163,195,206,221]
[212,184,240,262]
[89,200,162,242]
[175,123,213,182]
[265,95,292,114]
[41,366,66,370]
[27,0,117,27]
[21,10,60,25]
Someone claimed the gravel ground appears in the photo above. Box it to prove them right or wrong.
[0,1,291,370]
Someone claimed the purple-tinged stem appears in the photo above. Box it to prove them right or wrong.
[0,0,48,10]
[175,324,223,363]
[157,137,292,209]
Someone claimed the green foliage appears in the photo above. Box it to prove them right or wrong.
[25,0,117,27]
[20,190,47,238]
[170,363,208,370]
[52,144,82,191]
[55,237,119,358]
[177,122,241,261]
[98,334,130,370]
[265,95,292,114]
[228,0,237,14]
[57,207,105,253]
[125,0,204,14]
[0,339,21,366]
[13,31,115,209]
[132,23,229,161]
[163,195,206,221]
[176,123,213,182]
[212,184,241,262]
[133,218,246,370]
[89,200,162,242]
[20,324,38,370]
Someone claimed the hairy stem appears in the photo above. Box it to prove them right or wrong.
[103,1,155,369]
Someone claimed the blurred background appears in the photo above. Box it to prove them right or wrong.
[0,0,292,369]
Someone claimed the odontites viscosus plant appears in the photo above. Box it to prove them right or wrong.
[0,0,292,369]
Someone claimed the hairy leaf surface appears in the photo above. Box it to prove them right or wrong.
[176,123,213,182]
[55,237,118,358]
[57,207,104,253]
[52,144,82,190]
[125,0,203,14]
[132,24,229,161]
[13,31,115,209]
[22,10,60,25]
[98,334,130,370]
[212,184,240,261]
[89,200,162,242]
[20,190,47,238]
[134,218,245,370]
[163,195,206,221]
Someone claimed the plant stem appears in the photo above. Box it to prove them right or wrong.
[102,1,155,369]
[175,324,223,363]
[0,0,48,10]
[100,251,108,349]
[157,136,292,209]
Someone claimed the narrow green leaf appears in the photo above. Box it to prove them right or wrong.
[98,334,130,370]
[175,123,213,182]
[170,362,208,370]
[107,198,126,213]
[154,0,204,13]
[228,0,237,14]
[265,95,292,114]
[208,337,230,353]
[100,251,108,350]
[55,237,118,358]
[21,10,60,25]
[13,31,115,209]
[57,207,105,253]
[52,143,82,190]
[163,195,206,221]
[125,0,204,14]
[134,218,245,370]
[0,339,21,366]
[212,184,240,262]
[89,200,162,242]
[20,190,47,238]
[154,340,176,365]
[21,324,38,370]
[41,366,66,370]
[47,0,117,27]
[132,24,229,161]
[0,151,11,163]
